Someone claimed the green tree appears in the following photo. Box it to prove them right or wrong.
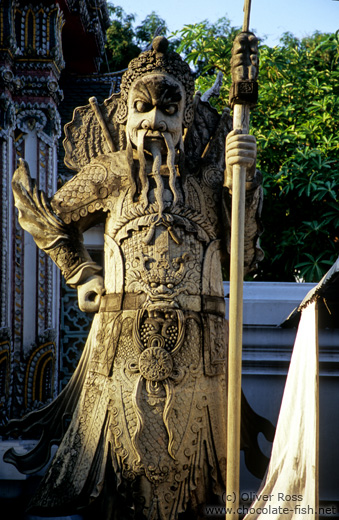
[175,23,339,282]
[174,17,239,78]
[252,32,339,281]
[135,11,167,47]
[104,6,176,71]
[105,5,140,70]
[135,11,181,53]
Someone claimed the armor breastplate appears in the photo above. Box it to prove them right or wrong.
[102,175,225,310]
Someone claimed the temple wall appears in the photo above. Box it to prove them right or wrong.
[0,0,111,421]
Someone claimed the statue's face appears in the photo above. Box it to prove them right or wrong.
[126,73,185,153]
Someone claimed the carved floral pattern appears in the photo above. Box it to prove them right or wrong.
[139,346,173,381]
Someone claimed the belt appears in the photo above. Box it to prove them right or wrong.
[99,292,146,311]
[99,292,225,316]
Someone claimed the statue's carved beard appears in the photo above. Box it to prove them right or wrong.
[126,130,183,215]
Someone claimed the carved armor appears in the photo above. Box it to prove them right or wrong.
[28,151,228,517]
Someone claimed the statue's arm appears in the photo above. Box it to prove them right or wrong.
[12,160,104,297]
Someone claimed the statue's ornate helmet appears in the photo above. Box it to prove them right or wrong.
[116,36,195,128]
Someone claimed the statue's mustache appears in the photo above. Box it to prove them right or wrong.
[126,130,180,212]
[143,130,163,138]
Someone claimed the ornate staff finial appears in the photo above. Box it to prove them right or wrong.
[229,0,258,109]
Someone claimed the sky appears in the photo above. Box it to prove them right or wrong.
[121,0,339,47]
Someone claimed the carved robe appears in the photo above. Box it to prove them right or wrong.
[4,98,271,520]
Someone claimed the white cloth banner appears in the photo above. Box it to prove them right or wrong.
[243,301,318,519]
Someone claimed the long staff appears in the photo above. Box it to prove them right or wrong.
[226,2,258,519]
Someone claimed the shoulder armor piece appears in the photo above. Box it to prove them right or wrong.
[63,93,121,172]
[51,153,128,224]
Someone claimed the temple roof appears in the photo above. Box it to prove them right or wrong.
[282,256,339,329]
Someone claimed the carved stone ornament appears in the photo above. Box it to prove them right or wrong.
[229,31,259,108]
[2,36,274,520]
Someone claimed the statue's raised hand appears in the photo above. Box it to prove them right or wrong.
[224,129,257,191]
[77,274,104,313]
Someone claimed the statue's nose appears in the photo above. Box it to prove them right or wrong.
[141,108,167,132]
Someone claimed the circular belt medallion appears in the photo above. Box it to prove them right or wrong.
[139,346,173,381]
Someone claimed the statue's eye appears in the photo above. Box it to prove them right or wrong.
[135,100,152,112]
[163,104,177,115]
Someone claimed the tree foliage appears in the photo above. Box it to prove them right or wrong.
[134,11,168,47]
[175,22,339,282]
[104,5,175,71]
[105,5,140,70]
[174,17,238,77]
[251,32,339,282]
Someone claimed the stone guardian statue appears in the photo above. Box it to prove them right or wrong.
[2,36,273,520]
